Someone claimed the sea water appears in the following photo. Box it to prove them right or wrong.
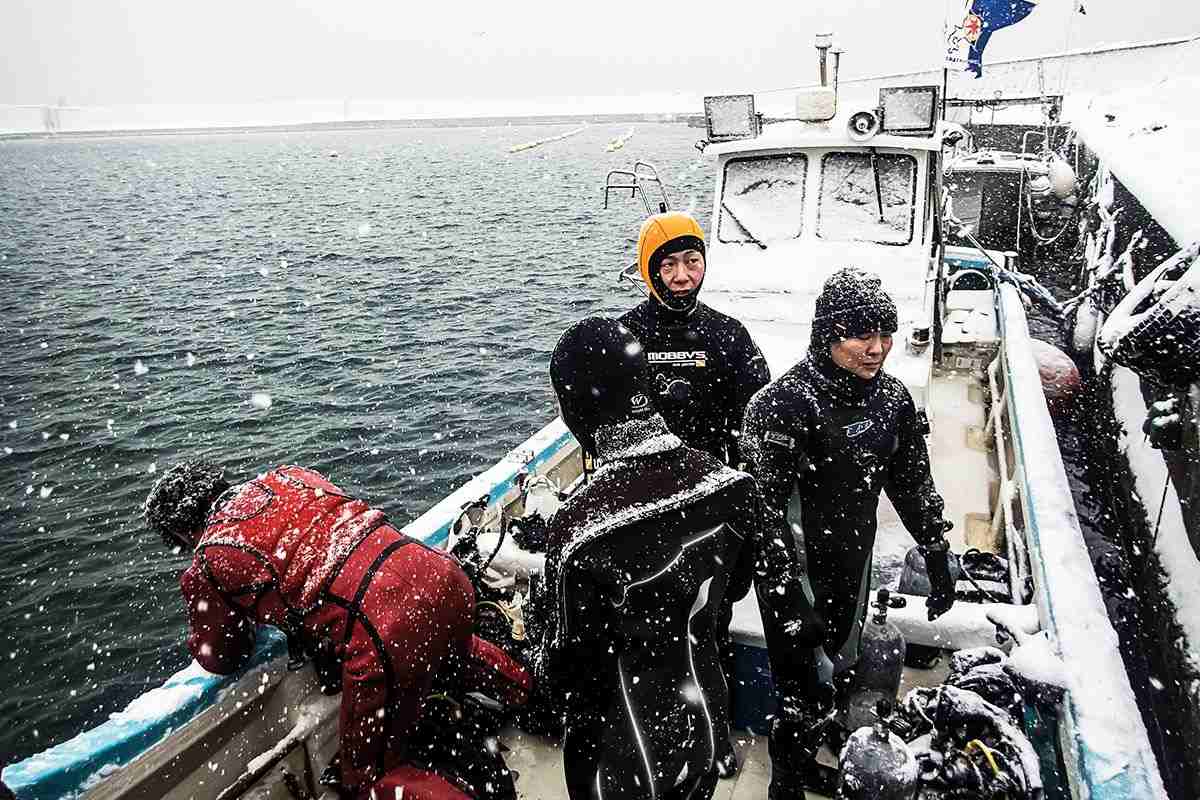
[0,122,711,761]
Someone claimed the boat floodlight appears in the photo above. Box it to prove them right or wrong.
[703,95,759,141]
[847,109,880,142]
[879,86,939,136]
[794,87,837,122]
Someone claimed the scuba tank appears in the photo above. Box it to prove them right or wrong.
[845,589,906,733]
[834,699,918,800]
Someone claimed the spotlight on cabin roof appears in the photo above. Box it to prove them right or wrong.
[703,94,759,142]
[879,86,940,136]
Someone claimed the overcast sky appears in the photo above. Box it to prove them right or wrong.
[3,0,1198,107]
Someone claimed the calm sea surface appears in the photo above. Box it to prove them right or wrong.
[0,123,713,763]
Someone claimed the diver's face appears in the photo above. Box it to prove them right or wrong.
[658,249,705,294]
[830,332,893,379]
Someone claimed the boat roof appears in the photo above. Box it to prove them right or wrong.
[1068,67,1200,245]
[704,115,942,158]
[946,150,1049,174]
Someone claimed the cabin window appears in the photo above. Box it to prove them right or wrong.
[817,152,917,245]
[718,155,807,244]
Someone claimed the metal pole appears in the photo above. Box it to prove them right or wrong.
[941,68,949,121]
[815,33,833,87]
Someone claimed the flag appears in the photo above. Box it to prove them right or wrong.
[944,0,1038,77]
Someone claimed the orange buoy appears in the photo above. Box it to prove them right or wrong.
[1030,338,1082,416]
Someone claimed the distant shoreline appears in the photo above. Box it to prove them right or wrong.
[0,111,703,141]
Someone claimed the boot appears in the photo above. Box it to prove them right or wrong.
[767,716,837,799]
[715,734,739,779]
[768,717,814,800]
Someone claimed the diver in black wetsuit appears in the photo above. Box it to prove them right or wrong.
[742,268,956,799]
[538,317,818,800]
[619,211,770,467]
[619,212,772,777]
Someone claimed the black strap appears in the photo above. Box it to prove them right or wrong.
[340,538,412,646]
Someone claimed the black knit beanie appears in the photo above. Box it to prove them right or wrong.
[810,267,899,350]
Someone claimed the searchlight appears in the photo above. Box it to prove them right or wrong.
[703,94,760,142]
[879,86,939,135]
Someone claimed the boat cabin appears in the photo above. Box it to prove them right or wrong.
[697,86,945,413]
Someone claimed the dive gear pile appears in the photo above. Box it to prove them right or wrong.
[834,646,1046,800]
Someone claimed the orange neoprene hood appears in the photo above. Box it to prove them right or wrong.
[637,212,706,307]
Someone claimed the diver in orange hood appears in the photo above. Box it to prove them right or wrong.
[618,212,773,777]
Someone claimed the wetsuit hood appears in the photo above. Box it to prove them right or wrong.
[638,211,706,315]
[144,460,231,551]
[550,316,656,455]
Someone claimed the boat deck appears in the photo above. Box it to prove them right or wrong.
[503,658,950,800]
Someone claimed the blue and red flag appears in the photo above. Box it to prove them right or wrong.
[945,0,1038,77]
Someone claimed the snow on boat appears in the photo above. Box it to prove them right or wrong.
[4,77,1167,800]
[1063,67,1200,791]
[943,144,1079,262]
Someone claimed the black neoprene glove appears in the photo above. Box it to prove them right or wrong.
[925,549,955,621]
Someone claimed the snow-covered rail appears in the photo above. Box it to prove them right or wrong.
[996,284,1167,800]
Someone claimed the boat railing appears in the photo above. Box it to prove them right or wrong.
[993,283,1167,800]
[984,356,1034,604]
[602,160,669,216]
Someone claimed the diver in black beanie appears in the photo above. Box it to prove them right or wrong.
[742,268,954,799]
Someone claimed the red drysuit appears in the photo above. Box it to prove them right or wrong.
[180,466,530,796]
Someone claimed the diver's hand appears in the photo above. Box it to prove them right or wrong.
[925,549,956,621]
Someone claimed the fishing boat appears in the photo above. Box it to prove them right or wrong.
[942,139,1079,264]
[4,56,1168,800]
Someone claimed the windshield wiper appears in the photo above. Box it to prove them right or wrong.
[721,202,768,250]
[869,147,885,224]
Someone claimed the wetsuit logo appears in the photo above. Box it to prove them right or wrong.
[764,431,795,449]
[630,393,651,414]
[843,420,874,438]
[647,350,707,367]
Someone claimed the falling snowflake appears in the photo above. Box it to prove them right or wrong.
[249,392,273,411]
[133,360,149,376]
[186,352,196,367]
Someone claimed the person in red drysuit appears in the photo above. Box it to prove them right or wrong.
[144,461,531,799]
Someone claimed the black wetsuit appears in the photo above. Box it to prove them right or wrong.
[742,353,947,706]
[620,300,770,465]
[537,414,810,800]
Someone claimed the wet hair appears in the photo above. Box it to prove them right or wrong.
[143,460,230,550]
